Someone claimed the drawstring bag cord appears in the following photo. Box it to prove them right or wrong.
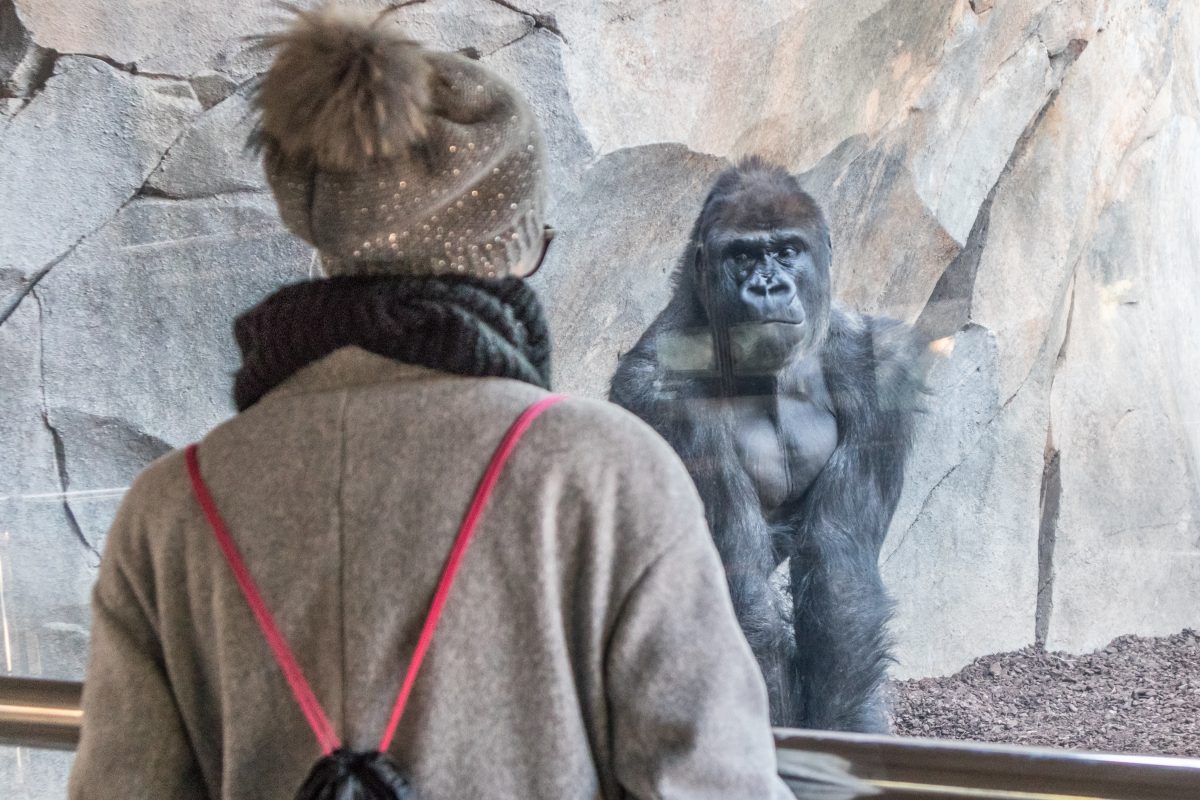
[185,395,566,798]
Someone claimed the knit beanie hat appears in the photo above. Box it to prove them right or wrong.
[251,3,547,279]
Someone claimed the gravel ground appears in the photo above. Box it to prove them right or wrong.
[891,629,1200,757]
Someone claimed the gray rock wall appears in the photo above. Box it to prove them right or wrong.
[1,0,1198,767]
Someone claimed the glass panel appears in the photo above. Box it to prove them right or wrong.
[0,746,73,800]
[0,502,99,682]
[1,1,1198,793]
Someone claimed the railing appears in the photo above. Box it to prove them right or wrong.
[5,676,1200,799]
[774,729,1200,799]
[0,677,82,750]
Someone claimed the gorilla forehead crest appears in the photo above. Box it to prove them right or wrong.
[700,157,828,238]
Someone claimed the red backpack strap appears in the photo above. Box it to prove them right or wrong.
[185,394,566,756]
[377,393,566,749]
[186,444,342,753]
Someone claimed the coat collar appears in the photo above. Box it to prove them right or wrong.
[257,346,452,404]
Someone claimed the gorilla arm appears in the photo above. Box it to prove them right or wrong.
[611,315,798,721]
[787,310,930,731]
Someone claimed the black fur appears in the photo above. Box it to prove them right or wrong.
[610,158,928,731]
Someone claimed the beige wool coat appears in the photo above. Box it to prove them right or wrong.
[69,346,794,800]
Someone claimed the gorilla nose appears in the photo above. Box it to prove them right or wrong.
[741,275,797,317]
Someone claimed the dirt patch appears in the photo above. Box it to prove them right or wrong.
[891,629,1200,757]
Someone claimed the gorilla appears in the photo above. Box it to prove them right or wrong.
[610,158,929,732]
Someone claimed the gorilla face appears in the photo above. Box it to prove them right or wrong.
[698,223,831,371]
[671,161,834,376]
[715,228,813,323]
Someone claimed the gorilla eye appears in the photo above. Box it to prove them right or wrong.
[778,246,797,258]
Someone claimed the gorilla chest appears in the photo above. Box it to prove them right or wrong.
[729,389,838,512]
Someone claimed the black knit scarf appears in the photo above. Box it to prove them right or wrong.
[232,275,552,411]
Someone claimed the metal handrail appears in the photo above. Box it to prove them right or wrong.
[0,676,82,750]
[775,729,1200,799]
[5,676,1200,798]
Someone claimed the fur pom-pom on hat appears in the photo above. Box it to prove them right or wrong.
[252,2,434,171]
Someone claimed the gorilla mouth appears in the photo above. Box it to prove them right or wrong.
[759,318,805,327]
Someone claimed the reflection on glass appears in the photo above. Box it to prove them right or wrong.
[0,745,73,800]
[0,496,108,682]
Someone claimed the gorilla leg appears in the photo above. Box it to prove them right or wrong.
[790,524,892,732]
[680,409,800,724]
